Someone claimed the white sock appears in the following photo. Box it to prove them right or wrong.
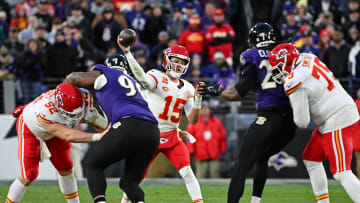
[251,196,261,203]
[303,160,329,203]
[6,178,27,203]
[334,170,360,202]
[121,193,132,203]
[58,172,79,203]
[179,166,203,202]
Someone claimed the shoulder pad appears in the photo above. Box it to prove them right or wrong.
[284,67,310,95]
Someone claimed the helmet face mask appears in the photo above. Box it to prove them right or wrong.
[163,45,190,78]
[55,83,84,127]
[269,43,300,84]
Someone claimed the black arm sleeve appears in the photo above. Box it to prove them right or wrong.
[234,63,257,97]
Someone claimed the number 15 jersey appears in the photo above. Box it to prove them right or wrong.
[285,53,359,133]
[145,69,195,133]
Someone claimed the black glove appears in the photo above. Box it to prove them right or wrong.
[198,83,224,96]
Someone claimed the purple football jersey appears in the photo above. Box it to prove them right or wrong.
[240,48,290,110]
[93,64,157,124]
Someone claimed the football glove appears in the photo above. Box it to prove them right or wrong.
[198,83,224,96]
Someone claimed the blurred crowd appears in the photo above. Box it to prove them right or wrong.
[2,0,360,106]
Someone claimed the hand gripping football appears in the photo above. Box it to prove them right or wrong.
[118,29,136,47]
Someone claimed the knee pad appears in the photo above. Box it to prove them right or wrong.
[26,168,39,181]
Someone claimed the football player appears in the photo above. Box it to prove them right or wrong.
[66,54,160,203]
[118,41,204,202]
[198,23,296,203]
[5,83,108,203]
[269,43,360,203]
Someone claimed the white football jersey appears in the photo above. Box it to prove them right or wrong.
[285,53,359,133]
[144,69,195,133]
[22,89,94,140]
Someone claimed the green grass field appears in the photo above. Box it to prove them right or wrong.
[0,184,352,203]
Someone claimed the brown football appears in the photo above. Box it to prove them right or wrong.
[118,29,136,47]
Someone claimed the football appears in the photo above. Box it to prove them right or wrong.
[118,29,136,47]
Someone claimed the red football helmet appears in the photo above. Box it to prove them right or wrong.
[163,45,190,78]
[269,43,300,84]
[55,83,84,122]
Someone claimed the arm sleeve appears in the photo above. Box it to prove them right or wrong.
[124,51,156,90]
[288,88,310,128]
[234,63,257,97]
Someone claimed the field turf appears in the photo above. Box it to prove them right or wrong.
[0,184,352,202]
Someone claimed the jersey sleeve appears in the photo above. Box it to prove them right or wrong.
[146,69,162,90]
[184,83,195,116]
[288,87,310,128]
[80,88,93,108]
[37,103,57,124]
[239,49,255,67]
[284,70,307,95]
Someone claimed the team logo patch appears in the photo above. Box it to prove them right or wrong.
[112,122,121,129]
[160,138,168,144]
[163,77,168,84]
[240,56,245,66]
[162,86,169,92]
[255,116,267,125]
[56,94,64,106]
[276,49,288,60]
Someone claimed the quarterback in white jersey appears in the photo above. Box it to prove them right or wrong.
[5,83,108,203]
[269,43,360,203]
[119,42,204,203]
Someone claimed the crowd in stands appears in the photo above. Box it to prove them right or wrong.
[1,0,360,106]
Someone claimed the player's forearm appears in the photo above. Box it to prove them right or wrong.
[289,89,310,128]
[66,71,99,88]
[124,51,153,89]
[187,108,201,124]
[220,88,242,101]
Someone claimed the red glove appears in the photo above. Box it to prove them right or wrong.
[13,105,25,118]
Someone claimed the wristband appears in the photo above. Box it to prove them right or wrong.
[92,133,101,142]
[194,96,202,109]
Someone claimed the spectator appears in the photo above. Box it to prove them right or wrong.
[0,11,8,41]
[145,4,167,47]
[166,6,187,39]
[206,8,235,65]
[54,0,67,20]
[134,47,151,72]
[93,8,123,52]
[35,0,52,32]
[16,39,46,104]
[349,35,360,80]
[323,26,350,78]
[313,11,334,33]
[3,27,24,58]
[90,0,106,15]
[80,0,96,23]
[295,0,312,26]
[125,0,149,43]
[201,1,215,32]
[354,89,360,178]
[18,16,38,44]
[35,26,50,50]
[91,2,128,30]
[176,0,203,17]
[24,0,38,17]
[178,16,206,55]
[0,46,16,80]
[182,2,197,22]
[67,3,93,42]
[187,104,226,178]
[149,30,169,68]
[185,53,202,80]
[46,18,63,44]
[342,8,360,44]
[311,0,342,25]
[347,25,359,46]
[298,30,321,58]
[280,9,300,41]
[10,4,28,31]
[45,31,78,78]
[318,28,331,58]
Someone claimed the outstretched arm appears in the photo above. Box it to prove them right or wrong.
[38,117,110,143]
[65,70,101,88]
[117,36,156,90]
